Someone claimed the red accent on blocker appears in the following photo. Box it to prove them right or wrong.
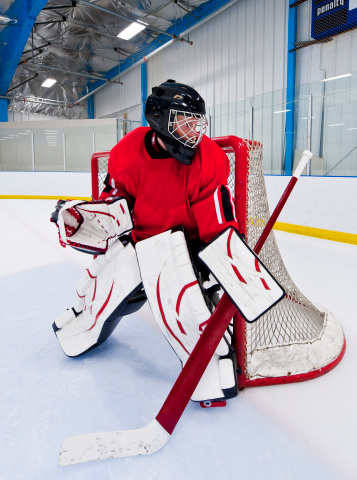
[227,229,247,283]
[254,257,261,273]
[260,278,270,290]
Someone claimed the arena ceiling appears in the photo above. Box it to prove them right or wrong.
[0,0,236,117]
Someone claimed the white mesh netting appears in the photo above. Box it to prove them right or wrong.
[224,140,344,381]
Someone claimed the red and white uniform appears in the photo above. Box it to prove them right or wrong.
[100,127,238,244]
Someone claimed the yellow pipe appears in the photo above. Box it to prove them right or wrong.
[274,222,357,246]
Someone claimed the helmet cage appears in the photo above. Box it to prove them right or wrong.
[168,109,208,149]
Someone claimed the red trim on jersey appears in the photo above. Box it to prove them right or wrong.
[216,186,225,224]
[156,275,190,356]
[226,185,237,222]
[151,132,161,152]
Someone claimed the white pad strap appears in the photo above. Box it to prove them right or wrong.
[136,230,231,402]
[54,197,133,254]
[199,228,285,323]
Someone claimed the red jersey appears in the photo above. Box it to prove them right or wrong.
[100,127,238,243]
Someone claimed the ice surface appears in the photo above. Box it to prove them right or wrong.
[0,200,356,480]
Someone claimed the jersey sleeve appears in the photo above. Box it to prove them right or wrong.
[191,146,238,243]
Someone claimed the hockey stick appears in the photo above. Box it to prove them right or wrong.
[59,150,312,466]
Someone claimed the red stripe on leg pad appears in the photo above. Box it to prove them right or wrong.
[89,281,114,330]
[175,281,198,315]
[86,269,97,279]
[199,319,209,332]
[176,320,187,335]
[157,275,190,355]
[92,277,97,302]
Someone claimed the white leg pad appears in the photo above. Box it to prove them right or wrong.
[54,239,142,357]
[136,230,233,402]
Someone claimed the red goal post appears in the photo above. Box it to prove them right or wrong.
[90,136,345,390]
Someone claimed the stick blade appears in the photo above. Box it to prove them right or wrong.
[59,419,170,466]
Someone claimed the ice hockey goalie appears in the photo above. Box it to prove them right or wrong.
[51,80,283,407]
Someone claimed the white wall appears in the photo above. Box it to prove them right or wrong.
[147,0,288,107]
[94,0,289,123]
[94,66,142,121]
[1,171,356,235]
[91,0,357,176]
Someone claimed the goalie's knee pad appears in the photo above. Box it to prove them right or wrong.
[53,238,142,357]
[136,229,238,404]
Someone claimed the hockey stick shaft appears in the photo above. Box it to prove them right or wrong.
[254,150,312,255]
[155,149,313,436]
[156,294,236,434]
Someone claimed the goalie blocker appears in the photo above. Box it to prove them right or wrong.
[198,228,285,323]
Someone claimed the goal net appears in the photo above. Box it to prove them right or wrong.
[91,135,345,389]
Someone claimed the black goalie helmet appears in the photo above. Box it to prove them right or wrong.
[145,79,208,165]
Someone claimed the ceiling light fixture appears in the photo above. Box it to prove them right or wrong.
[117,21,147,40]
[41,78,57,88]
